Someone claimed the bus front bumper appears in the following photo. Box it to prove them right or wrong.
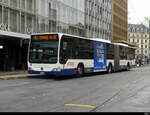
[28,69,76,76]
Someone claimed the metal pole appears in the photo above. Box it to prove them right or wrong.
[149,20,150,59]
[144,17,150,63]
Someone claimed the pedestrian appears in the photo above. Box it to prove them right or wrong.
[139,59,142,67]
[136,59,139,67]
[147,59,149,65]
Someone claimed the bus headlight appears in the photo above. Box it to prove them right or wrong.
[52,67,61,72]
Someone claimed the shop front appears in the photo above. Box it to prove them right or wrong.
[0,30,30,72]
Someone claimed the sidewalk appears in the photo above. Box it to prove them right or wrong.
[0,70,41,80]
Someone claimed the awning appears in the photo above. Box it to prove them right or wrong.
[0,30,30,39]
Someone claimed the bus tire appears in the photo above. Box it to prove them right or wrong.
[107,64,113,73]
[76,64,84,77]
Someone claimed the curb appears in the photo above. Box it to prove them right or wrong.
[0,74,41,80]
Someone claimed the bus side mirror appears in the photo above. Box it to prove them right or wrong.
[63,42,67,50]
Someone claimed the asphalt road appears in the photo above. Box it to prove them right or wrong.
[0,66,150,112]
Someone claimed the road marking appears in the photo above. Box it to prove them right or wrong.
[90,90,122,112]
[64,104,96,109]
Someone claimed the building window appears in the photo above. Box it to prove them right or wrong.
[145,50,147,54]
[0,5,2,24]
[27,0,33,12]
[128,39,130,42]
[22,0,25,9]
[26,15,33,34]
[39,17,46,33]
[141,45,143,48]
[145,45,147,48]
[10,10,17,32]
[141,28,143,32]
[10,0,17,8]
[3,0,8,4]
[145,40,147,43]
[141,50,143,54]
[4,7,8,25]
[141,40,143,43]
[21,13,25,34]
[133,39,135,43]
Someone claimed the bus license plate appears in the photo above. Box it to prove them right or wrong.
[40,72,45,74]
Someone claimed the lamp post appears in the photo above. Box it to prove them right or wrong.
[144,17,150,60]
[0,45,3,49]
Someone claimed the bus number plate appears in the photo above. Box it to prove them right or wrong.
[40,72,45,74]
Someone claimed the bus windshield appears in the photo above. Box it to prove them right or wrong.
[29,35,59,64]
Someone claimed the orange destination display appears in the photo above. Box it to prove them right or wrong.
[38,35,58,40]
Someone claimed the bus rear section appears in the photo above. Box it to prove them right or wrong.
[113,43,136,72]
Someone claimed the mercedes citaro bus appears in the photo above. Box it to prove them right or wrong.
[28,33,136,76]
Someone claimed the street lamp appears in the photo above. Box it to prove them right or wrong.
[0,45,3,49]
[144,17,150,59]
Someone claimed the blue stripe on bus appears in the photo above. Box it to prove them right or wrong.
[28,69,76,76]
[28,67,95,76]
[84,68,94,73]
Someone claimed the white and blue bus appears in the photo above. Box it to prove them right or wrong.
[28,33,135,76]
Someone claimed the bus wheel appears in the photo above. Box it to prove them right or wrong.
[76,65,84,77]
[107,64,113,73]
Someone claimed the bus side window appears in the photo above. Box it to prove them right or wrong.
[60,36,74,64]
[107,44,114,59]
[63,42,67,51]
[74,39,79,59]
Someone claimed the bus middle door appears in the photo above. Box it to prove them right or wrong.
[114,45,120,71]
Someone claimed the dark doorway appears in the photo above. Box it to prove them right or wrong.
[0,36,29,72]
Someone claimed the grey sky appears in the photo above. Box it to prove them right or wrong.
[128,0,150,24]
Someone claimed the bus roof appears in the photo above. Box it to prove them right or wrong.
[114,43,137,49]
[114,43,129,47]
[31,33,111,44]
[31,32,60,36]
[90,38,111,44]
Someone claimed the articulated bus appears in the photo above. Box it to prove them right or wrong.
[28,33,136,76]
